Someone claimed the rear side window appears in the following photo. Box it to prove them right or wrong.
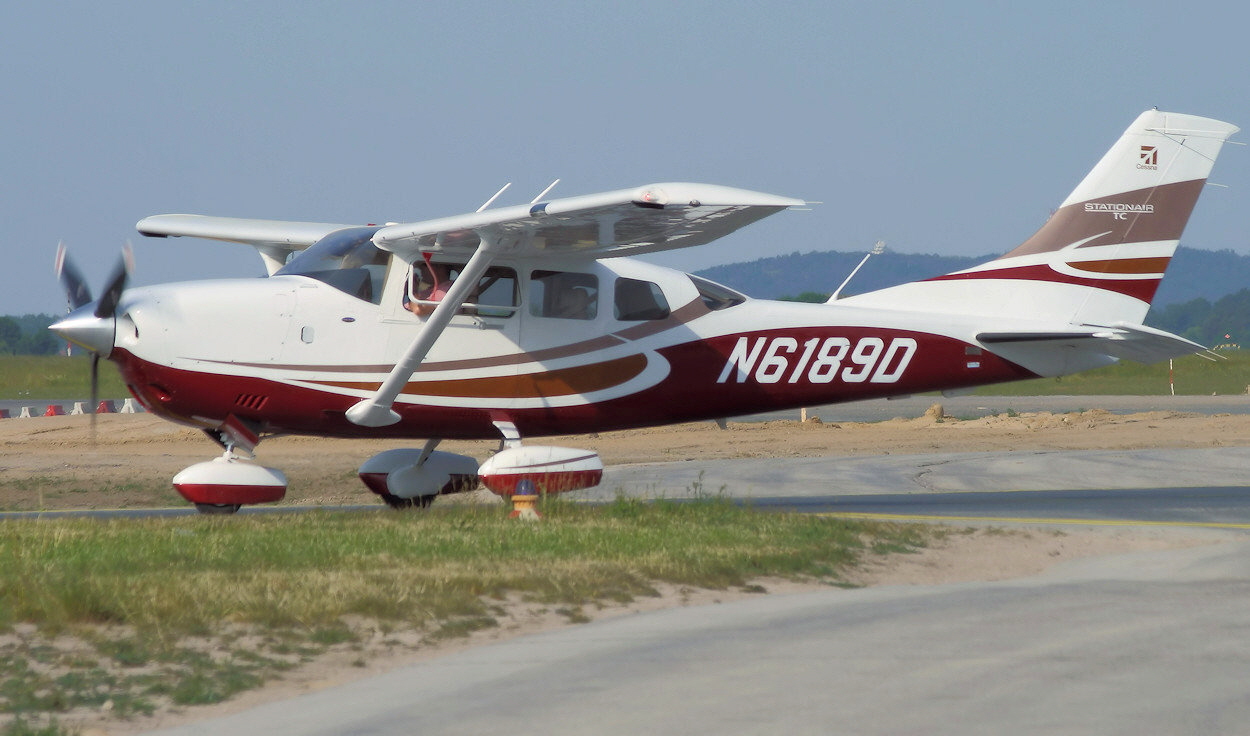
[688,274,746,311]
[614,278,670,321]
[529,270,599,320]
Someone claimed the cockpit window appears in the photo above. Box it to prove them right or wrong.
[405,262,519,318]
[276,226,387,304]
[688,274,746,311]
[614,278,670,321]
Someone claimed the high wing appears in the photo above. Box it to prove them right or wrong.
[136,215,354,274]
[344,182,804,429]
[372,182,806,261]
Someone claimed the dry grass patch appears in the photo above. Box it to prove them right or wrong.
[0,499,930,730]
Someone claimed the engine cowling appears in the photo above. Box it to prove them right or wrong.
[172,455,287,506]
[358,448,480,500]
[478,446,603,496]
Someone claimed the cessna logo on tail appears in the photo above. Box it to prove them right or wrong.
[1138,145,1158,170]
[717,336,917,385]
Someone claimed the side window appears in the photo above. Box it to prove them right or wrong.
[529,270,599,320]
[688,274,746,311]
[405,262,517,318]
[464,265,519,318]
[614,278,670,321]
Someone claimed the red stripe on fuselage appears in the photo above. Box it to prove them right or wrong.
[110,328,1034,441]
[928,264,1161,303]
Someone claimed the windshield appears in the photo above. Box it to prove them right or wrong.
[277,227,388,304]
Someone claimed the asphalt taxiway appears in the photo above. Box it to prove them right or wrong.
[6,445,1250,527]
[148,539,1250,736]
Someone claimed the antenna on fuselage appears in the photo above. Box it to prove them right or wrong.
[477,183,512,212]
[530,179,561,204]
[828,240,886,303]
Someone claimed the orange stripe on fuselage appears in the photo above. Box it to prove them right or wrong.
[309,353,648,399]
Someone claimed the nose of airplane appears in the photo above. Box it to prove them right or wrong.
[49,303,116,356]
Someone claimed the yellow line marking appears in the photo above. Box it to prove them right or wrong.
[818,512,1250,530]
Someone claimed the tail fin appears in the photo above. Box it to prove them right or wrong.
[843,110,1239,327]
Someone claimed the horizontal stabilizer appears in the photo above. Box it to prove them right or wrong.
[979,322,1205,364]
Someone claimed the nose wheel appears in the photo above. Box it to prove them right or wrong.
[194,503,242,515]
[173,442,288,514]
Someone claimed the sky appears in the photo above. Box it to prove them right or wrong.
[3,1,1248,316]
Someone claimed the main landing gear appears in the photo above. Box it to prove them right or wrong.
[356,442,480,508]
[354,423,605,510]
[171,418,606,514]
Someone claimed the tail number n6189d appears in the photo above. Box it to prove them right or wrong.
[716,336,917,385]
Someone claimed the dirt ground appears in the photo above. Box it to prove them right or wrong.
[2,405,1247,734]
[2,405,1249,511]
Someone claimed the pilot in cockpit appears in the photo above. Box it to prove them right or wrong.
[404,261,451,317]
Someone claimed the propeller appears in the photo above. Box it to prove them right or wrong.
[54,241,93,310]
[51,242,134,438]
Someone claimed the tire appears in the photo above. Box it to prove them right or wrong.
[195,503,242,515]
[379,492,436,510]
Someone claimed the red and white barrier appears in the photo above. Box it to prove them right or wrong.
[11,399,139,418]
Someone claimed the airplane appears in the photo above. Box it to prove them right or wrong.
[51,109,1238,514]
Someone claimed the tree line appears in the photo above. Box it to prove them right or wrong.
[0,314,64,355]
[1147,289,1250,348]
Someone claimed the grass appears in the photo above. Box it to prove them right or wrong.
[2,718,76,736]
[0,500,914,634]
[0,356,128,402]
[0,499,930,726]
[975,349,1250,396]
[0,478,180,513]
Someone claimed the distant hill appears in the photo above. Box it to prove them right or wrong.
[694,246,1250,308]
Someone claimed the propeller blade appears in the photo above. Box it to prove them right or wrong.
[54,242,93,310]
[94,242,134,319]
[89,353,100,441]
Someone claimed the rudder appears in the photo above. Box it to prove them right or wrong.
[844,110,1239,327]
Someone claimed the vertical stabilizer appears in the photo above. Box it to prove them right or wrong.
[841,111,1239,327]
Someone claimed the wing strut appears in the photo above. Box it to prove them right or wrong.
[345,238,499,427]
